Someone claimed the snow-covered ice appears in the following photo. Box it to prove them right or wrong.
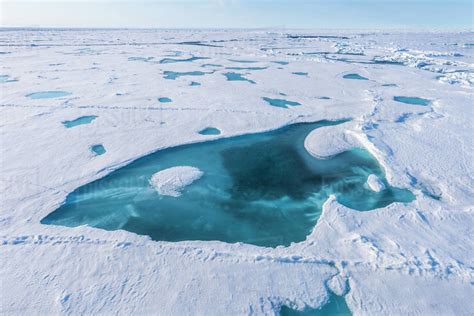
[304,120,359,158]
[1,28,473,315]
[366,174,385,192]
[149,166,203,197]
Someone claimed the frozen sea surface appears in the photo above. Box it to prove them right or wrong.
[42,120,413,247]
[1,28,473,315]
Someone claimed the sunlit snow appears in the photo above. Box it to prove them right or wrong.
[1,28,473,316]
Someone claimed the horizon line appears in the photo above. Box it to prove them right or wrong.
[1,26,473,32]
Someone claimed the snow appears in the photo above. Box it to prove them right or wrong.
[366,174,385,192]
[1,29,473,315]
[304,121,359,158]
[149,166,203,197]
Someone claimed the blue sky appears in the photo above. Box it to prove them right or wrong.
[1,0,473,29]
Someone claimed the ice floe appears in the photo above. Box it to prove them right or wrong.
[304,121,359,158]
[367,174,385,192]
[149,166,204,197]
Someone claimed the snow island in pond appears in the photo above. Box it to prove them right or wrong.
[149,166,204,197]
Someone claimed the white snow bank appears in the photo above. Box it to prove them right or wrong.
[366,174,385,192]
[327,273,348,296]
[437,71,474,87]
[304,121,360,158]
[305,196,474,315]
[150,166,203,197]
[374,50,474,87]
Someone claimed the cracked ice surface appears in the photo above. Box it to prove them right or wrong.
[1,29,473,315]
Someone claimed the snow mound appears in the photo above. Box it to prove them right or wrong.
[150,166,203,197]
[304,121,359,158]
[367,174,385,192]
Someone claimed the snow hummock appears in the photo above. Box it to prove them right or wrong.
[149,166,203,197]
[367,174,385,192]
[304,121,359,158]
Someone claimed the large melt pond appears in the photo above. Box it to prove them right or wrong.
[42,120,414,247]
